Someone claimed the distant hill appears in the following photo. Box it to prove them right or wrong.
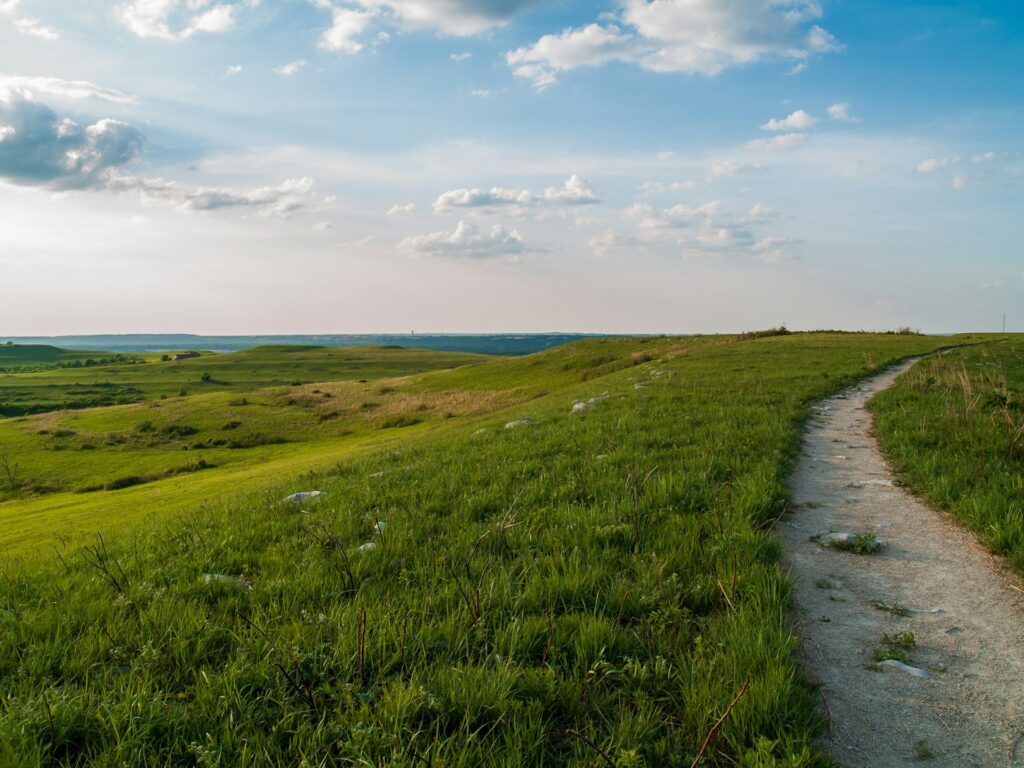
[0,343,113,369]
[4,334,608,356]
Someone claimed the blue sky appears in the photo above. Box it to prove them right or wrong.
[1,0,1021,334]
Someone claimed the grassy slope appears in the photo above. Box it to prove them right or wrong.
[0,345,486,416]
[0,333,960,767]
[0,344,138,370]
[0,339,696,557]
[871,336,1024,571]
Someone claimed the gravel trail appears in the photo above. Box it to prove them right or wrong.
[783,357,1024,766]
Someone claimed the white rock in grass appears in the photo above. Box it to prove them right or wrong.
[284,491,323,503]
[357,541,377,553]
[505,418,534,429]
[373,520,387,535]
[878,659,930,679]
[572,392,610,414]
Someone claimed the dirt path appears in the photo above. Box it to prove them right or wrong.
[783,357,1024,766]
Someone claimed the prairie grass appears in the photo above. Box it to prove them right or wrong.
[0,333,962,765]
[871,337,1024,572]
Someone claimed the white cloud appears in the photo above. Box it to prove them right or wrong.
[470,89,494,98]
[761,109,816,131]
[275,60,307,76]
[543,174,601,205]
[0,0,58,39]
[314,220,333,231]
[708,160,766,178]
[226,65,243,75]
[433,174,601,214]
[114,0,251,41]
[399,220,530,259]
[746,202,780,221]
[595,196,799,263]
[827,102,857,122]
[950,174,968,190]
[787,62,807,75]
[748,132,807,151]
[916,156,958,173]
[0,76,136,104]
[506,24,638,90]
[0,93,144,189]
[970,151,996,164]
[507,0,842,90]
[319,7,375,53]
[387,202,416,215]
[347,0,538,35]
[109,175,317,217]
[310,0,537,55]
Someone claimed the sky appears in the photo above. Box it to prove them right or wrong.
[0,0,1021,335]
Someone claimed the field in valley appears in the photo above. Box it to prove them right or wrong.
[0,332,1002,766]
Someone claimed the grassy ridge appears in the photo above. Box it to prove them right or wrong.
[0,333,956,766]
[870,337,1024,571]
[0,345,485,416]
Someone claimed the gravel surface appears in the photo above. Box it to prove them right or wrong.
[783,358,1024,766]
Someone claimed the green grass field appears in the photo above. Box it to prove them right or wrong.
[871,337,1024,571]
[0,332,977,766]
[0,344,486,417]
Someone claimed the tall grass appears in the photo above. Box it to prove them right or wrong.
[0,334,955,766]
[871,337,1024,571]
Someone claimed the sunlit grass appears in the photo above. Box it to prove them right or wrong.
[0,333,971,765]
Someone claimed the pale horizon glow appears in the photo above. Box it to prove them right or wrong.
[1,1,1022,335]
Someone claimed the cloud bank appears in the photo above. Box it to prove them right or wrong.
[506,0,842,90]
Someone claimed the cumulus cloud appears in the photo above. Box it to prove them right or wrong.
[826,102,857,122]
[0,0,58,39]
[433,174,600,214]
[0,93,144,189]
[950,174,969,190]
[0,91,320,219]
[506,0,842,90]
[114,0,253,41]
[226,64,243,75]
[399,220,530,259]
[594,197,799,262]
[451,52,472,61]
[0,76,135,104]
[108,175,318,217]
[346,0,537,35]
[761,109,816,131]
[275,59,307,76]
[310,0,537,54]
[319,7,375,53]
[971,151,996,164]
[387,202,416,214]
[746,202,780,222]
